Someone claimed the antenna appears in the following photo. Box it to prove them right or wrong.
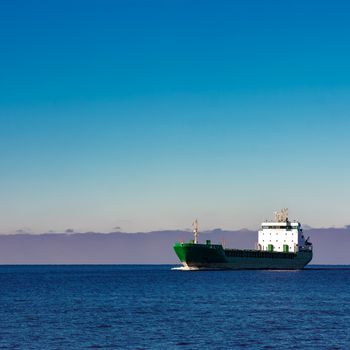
[193,219,199,244]
[274,208,288,222]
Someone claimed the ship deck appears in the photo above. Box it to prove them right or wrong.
[224,248,297,259]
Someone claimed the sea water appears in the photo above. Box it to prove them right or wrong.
[0,265,349,349]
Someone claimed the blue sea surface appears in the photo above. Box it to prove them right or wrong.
[0,265,349,349]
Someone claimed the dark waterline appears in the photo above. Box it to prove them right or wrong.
[0,265,349,349]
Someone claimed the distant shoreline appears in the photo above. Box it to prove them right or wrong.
[0,264,349,269]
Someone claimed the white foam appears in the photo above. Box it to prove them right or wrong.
[171,266,200,271]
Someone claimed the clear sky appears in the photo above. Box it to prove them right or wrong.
[1,0,350,233]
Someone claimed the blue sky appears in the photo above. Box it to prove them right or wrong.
[1,0,350,233]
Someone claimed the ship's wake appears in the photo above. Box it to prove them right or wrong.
[171,266,223,271]
[171,266,201,271]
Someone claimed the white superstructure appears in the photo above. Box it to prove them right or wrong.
[257,208,311,253]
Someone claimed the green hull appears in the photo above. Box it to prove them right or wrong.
[173,242,313,270]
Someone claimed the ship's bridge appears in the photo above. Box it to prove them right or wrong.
[257,209,311,253]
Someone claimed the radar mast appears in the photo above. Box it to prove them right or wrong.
[274,208,289,222]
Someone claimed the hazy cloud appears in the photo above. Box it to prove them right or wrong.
[1,227,349,264]
[16,229,31,234]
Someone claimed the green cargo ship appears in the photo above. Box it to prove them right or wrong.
[173,210,313,270]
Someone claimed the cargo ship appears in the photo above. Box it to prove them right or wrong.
[173,209,313,270]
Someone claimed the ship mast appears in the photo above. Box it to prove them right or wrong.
[193,219,199,244]
[274,208,289,222]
